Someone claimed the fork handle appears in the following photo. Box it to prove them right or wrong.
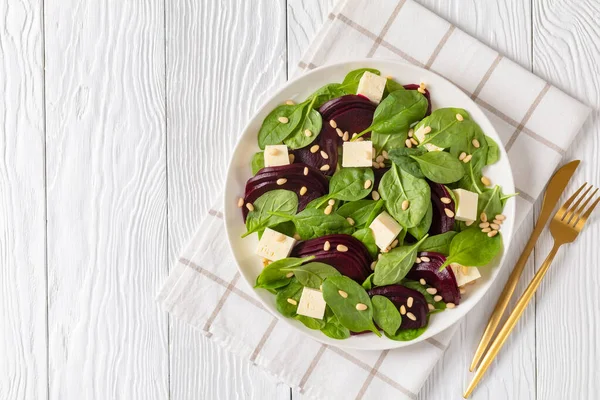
[464,242,561,398]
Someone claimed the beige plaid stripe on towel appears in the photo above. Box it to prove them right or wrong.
[158,1,591,398]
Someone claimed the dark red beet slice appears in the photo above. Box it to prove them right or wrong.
[429,181,455,234]
[373,167,389,190]
[291,95,376,176]
[291,234,372,283]
[368,285,428,329]
[403,84,432,116]
[242,164,328,220]
[405,251,461,305]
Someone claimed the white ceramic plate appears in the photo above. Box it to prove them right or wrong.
[224,59,515,350]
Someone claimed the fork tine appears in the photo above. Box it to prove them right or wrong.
[561,183,592,221]
[575,194,600,230]
[557,182,587,219]
[570,187,599,223]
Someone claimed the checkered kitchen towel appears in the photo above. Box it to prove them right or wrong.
[158,1,591,398]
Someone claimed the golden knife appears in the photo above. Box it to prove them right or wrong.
[468,160,580,372]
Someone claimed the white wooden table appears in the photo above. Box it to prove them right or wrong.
[2,1,599,399]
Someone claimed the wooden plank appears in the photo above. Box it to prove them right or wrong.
[0,1,47,399]
[532,1,600,398]
[44,1,169,398]
[165,1,290,399]
[399,2,537,399]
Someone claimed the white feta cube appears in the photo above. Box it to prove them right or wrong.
[450,263,481,287]
[414,125,444,152]
[297,287,326,319]
[255,228,296,261]
[452,189,479,223]
[356,71,387,104]
[342,141,373,167]
[264,145,290,167]
[369,211,403,250]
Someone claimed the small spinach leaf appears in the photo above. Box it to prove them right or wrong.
[385,323,428,341]
[275,278,304,317]
[478,185,503,219]
[307,83,349,109]
[321,276,381,336]
[339,68,381,93]
[251,152,264,175]
[485,135,500,165]
[285,262,340,289]
[441,227,503,269]
[373,235,428,286]
[378,164,430,228]
[255,256,314,290]
[362,273,375,290]
[407,201,432,240]
[337,199,383,228]
[387,147,427,179]
[321,307,351,339]
[284,97,323,149]
[295,314,326,330]
[258,103,307,149]
[418,231,457,255]
[270,208,354,240]
[243,190,298,238]
[372,130,409,156]
[410,151,465,184]
[352,228,379,259]
[414,108,471,149]
[372,295,402,336]
[324,168,375,203]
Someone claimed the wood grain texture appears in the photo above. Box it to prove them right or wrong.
[532,1,600,399]
[165,1,290,399]
[0,1,47,399]
[44,1,168,398]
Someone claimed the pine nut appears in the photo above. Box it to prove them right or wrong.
[342,131,349,141]
[372,191,380,200]
[463,154,472,163]
[376,155,384,163]
[421,256,430,262]
[423,126,432,135]
[285,100,295,105]
[418,87,426,94]
[324,205,333,215]
[289,154,295,163]
[237,197,244,208]
[400,305,406,315]
[287,298,297,305]
[276,233,286,242]
[479,222,490,228]
[391,239,399,248]
[408,129,414,138]
[444,208,455,218]
[401,200,410,210]
[472,138,480,148]
[320,164,330,171]
[378,161,385,168]
[459,152,467,161]
[407,297,414,308]
[323,241,331,251]
[329,119,337,128]
[459,287,466,294]
[415,257,421,264]
[352,133,358,139]
[410,138,419,146]
[493,219,502,225]
[407,312,417,321]
[347,217,355,226]
[336,244,348,252]
[480,212,488,222]
[426,288,438,295]
[299,186,307,196]
[495,214,506,221]
[440,197,451,204]
[382,150,389,159]
[428,303,435,311]
[356,303,368,311]
[364,180,372,189]
[304,129,312,137]
[320,150,329,159]
[434,295,442,302]
[336,127,343,137]
[338,290,348,298]
[278,116,289,124]
[370,261,377,270]
[285,272,294,278]
[303,167,309,176]
[481,227,491,233]
[246,203,254,211]
[481,176,491,186]
[456,113,464,122]
[419,278,426,285]
[310,144,320,153]
[446,302,456,309]
[490,223,500,230]
[328,199,335,206]
[405,139,413,148]
[372,161,379,169]
[276,178,287,185]
[293,233,301,241]
[488,230,498,238]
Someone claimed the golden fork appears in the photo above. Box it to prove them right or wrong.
[464,183,600,398]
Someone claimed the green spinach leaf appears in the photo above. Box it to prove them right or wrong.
[441,227,503,269]
[414,108,471,149]
[418,231,457,255]
[284,97,323,149]
[372,295,402,336]
[478,185,503,219]
[387,147,427,178]
[270,208,354,240]
[372,130,409,156]
[352,228,379,259]
[485,135,500,165]
[251,152,264,175]
[275,278,304,317]
[307,83,349,109]
[385,323,428,341]
[401,280,446,310]
[258,103,307,149]
[373,235,428,286]
[410,151,465,184]
[243,190,298,238]
[321,276,381,336]
[287,262,340,289]
[295,314,326,330]
[362,273,375,290]
[378,164,431,228]
[337,199,383,228]
[321,307,351,339]
[324,168,375,203]
[255,256,314,290]
[339,68,381,93]
[407,201,432,240]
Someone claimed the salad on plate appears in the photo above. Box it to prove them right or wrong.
[236,68,514,341]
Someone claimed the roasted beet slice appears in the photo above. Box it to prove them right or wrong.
[403,84,432,116]
[242,164,328,220]
[291,96,376,176]
[368,285,429,329]
[429,181,455,234]
[291,234,372,283]
[405,251,461,305]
